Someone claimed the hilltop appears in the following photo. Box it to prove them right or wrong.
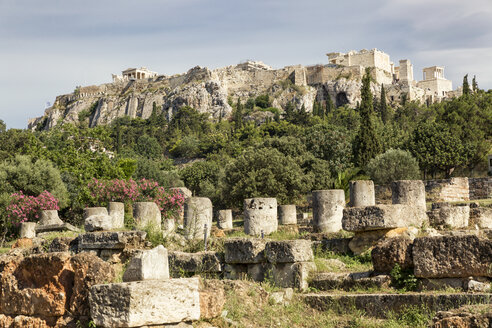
[28,48,461,130]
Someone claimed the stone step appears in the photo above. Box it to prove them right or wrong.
[309,272,391,291]
[302,292,492,318]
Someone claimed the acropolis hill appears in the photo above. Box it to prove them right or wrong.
[28,48,461,130]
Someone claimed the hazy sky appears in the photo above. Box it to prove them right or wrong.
[2,0,492,129]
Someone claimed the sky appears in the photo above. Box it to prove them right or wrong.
[1,0,492,129]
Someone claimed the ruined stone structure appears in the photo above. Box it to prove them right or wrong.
[417,66,453,102]
[28,48,460,130]
[112,67,158,82]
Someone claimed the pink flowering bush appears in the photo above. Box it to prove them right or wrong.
[6,190,60,226]
[88,178,184,220]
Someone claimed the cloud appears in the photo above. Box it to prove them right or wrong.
[0,0,490,128]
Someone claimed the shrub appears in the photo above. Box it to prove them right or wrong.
[6,190,60,226]
[366,149,420,185]
[0,155,69,208]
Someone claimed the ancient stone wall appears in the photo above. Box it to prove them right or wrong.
[469,177,492,200]
[424,178,470,202]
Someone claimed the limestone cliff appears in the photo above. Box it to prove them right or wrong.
[28,61,378,130]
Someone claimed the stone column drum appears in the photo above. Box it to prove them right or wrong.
[108,202,125,229]
[39,210,64,226]
[184,197,213,240]
[279,205,297,225]
[349,180,375,207]
[19,222,36,238]
[391,180,426,210]
[243,198,278,236]
[312,190,345,233]
[83,207,108,220]
[133,202,162,231]
[218,209,233,230]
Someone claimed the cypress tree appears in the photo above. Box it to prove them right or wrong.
[380,84,389,124]
[326,96,334,116]
[462,74,470,96]
[284,101,295,122]
[472,75,478,92]
[353,68,382,168]
[234,98,244,129]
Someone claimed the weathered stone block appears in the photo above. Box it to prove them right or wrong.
[279,205,297,225]
[349,228,411,255]
[168,251,222,274]
[418,278,465,291]
[265,240,313,263]
[349,180,375,207]
[428,203,470,229]
[413,235,492,278]
[217,209,233,230]
[272,262,316,290]
[133,202,161,230]
[243,198,278,236]
[84,214,113,232]
[471,207,492,229]
[342,204,426,232]
[223,264,248,280]
[310,272,391,291]
[312,190,345,233]
[78,231,147,250]
[89,278,201,327]
[83,207,108,220]
[224,238,266,264]
[371,236,414,273]
[36,210,78,234]
[123,245,169,282]
[108,202,125,229]
[391,180,426,209]
[184,197,213,240]
[19,222,36,239]
[247,263,269,281]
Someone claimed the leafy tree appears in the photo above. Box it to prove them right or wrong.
[462,74,470,97]
[0,119,6,133]
[223,147,312,206]
[409,121,467,178]
[180,159,225,204]
[168,106,210,135]
[366,149,420,185]
[303,124,353,175]
[353,68,382,168]
[255,94,272,109]
[135,157,183,188]
[0,155,69,208]
[135,134,162,159]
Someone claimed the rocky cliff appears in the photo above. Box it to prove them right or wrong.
[28,61,375,130]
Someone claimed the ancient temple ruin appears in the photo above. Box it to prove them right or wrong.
[112,67,158,82]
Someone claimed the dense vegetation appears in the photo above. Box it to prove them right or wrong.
[0,72,490,240]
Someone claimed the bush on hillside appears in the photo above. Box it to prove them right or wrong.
[366,149,420,185]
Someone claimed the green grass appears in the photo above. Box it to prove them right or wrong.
[314,247,373,273]
[205,288,434,328]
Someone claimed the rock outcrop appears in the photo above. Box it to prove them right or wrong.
[0,252,114,327]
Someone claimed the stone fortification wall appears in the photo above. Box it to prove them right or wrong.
[305,65,363,85]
